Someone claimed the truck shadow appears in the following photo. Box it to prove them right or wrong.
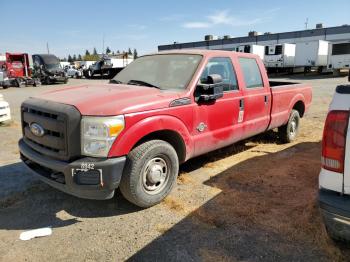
[0,132,291,232]
[128,141,348,261]
[0,162,141,230]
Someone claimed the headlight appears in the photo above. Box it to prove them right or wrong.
[81,115,124,157]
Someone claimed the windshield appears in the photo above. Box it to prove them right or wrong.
[113,54,202,90]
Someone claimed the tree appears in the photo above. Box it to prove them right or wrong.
[116,50,120,54]
[93,47,98,55]
[133,48,138,59]
[128,48,132,55]
[106,46,111,54]
[73,54,77,61]
[85,49,90,56]
[78,54,82,61]
[68,55,73,63]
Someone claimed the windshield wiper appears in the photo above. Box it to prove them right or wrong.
[109,79,123,84]
[127,80,160,89]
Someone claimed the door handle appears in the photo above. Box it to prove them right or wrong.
[239,99,244,110]
[264,95,268,105]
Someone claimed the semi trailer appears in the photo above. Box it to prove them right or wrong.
[236,44,265,60]
[328,42,350,75]
[264,43,296,71]
[294,40,329,72]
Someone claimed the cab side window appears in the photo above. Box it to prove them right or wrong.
[200,57,238,91]
[238,57,263,89]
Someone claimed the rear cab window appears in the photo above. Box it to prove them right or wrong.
[238,57,263,89]
[199,57,238,92]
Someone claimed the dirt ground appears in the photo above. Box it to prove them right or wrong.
[0,75,350,262]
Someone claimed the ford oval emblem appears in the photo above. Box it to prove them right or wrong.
[30,122,45,137]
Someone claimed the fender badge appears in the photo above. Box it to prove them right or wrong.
[197,122,207,132]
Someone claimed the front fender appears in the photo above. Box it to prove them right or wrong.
[108,115,193,159]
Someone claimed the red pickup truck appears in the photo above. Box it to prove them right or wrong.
[19,50,312,207]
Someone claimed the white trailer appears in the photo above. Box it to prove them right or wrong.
[264,43,296,68]
[109,57,133,68]
[294,40,329,67]
[236,44,265,60]
[60,61,70,68]
[328,42,350,71]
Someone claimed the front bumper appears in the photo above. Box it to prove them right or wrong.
[49,75,67,82]
[0,107,11,122]
[19,139,126,200]
[319,189,350,241]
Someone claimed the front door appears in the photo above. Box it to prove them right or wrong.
[192,57,244,157]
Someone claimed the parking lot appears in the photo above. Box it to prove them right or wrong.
[0,75,350,261]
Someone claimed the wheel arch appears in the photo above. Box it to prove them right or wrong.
[292,100,305,118]
[108,115,193,163]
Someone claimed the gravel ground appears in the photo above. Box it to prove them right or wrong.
[0,75,349,262]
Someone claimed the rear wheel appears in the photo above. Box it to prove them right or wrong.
[119,140,179,208]
[278,109,300,143]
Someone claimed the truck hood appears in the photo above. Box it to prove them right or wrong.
[33,84,183,115]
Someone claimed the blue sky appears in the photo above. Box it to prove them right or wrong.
[0,0,349,59]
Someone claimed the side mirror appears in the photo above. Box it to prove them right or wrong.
[196,74,224,102]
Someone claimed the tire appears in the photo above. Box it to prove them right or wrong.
[16,79,25,88]
[44,77,51,85]
[278,109,300,143]
[33,80,41,87]
[119,140,179,208]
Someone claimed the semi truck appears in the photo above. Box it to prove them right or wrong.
[32,54,68,85]
[0,53,39,88]
[19,50,312,208]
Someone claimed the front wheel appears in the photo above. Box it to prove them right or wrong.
[278,109,300,143]
[119,140,179,208]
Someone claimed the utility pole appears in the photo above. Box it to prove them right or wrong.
[46,42,50,54]
[305,18,309,29]
[102,34,105,55]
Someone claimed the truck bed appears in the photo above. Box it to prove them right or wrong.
[269,82,312,130]
[269,81,300,87]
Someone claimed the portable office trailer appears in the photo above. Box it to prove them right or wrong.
[328,42,350,70]
[294,40,329,67]
[264,43,296,68]
[236,44,265,60]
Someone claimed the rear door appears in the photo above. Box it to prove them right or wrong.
[236,56,271,138]
[192,56,244,156]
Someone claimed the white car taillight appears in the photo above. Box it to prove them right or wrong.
[321,110,349,173]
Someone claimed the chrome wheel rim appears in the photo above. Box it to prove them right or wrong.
[289,116,298,137]
[142,157,168,195]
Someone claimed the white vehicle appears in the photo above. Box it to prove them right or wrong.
[236,44,265,60]
[328,42,350,72]
[65,65,82,78]
[60,61,70,69]
[295,40,329,69]
[319,84,350,242]
[264,43,296,69]
[0,94,11,123]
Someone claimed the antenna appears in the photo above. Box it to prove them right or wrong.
[46,42,50,54]
[305,18,309,29]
